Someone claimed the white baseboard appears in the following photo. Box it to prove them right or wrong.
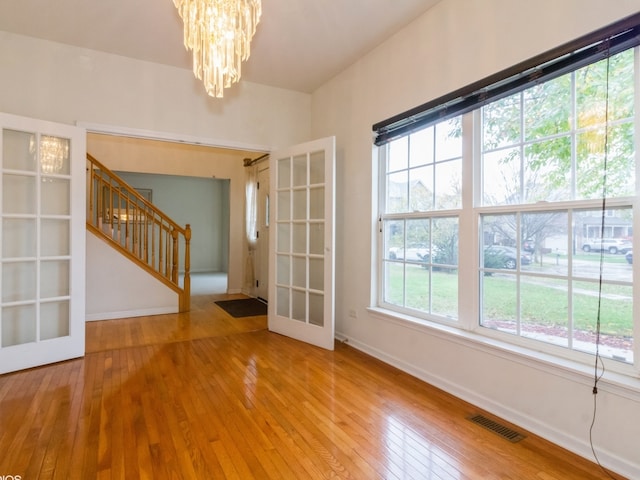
[86,306,178,321]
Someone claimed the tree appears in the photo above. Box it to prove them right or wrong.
[483,48,635,204]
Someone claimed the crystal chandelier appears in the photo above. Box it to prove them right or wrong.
[173,0,262,98]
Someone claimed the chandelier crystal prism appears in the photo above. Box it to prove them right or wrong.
[173,0,262,98]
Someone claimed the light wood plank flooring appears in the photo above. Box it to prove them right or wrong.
[0,294,626,479]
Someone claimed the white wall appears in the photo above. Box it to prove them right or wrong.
[0,29,312,297]
[115,171,229,274]
[311,0,640,477]
[0,31,311,149]
[86,232,178,320]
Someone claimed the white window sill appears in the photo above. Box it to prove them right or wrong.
[366,306,640,400]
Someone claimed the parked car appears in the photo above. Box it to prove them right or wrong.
[626,250,633,264]
[388,244,429,262]
[484,245,531,270]
[522,240,535,253]
[581,238,631,254]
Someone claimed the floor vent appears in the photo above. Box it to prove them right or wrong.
[467,414,526,443]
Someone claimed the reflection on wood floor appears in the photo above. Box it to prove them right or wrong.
[0,294,625,479]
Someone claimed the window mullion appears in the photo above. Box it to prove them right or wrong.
[571,71,577,200]
[633,46,640,373]
[457,111,477,331]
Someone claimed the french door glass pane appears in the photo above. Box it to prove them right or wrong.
[292,189,306,219]
[309,257,323,291]
[277,158,290,188]
[277,191,290,220]
[277,286,290,317]
[292,224,306,254]
[2,218,36,258]
[292,256,306,288]
[309,292,324,326]
[2,304,36,347]
[3,174,37,214]
[2,129,36,171]
[2,261,36,302]
[292,290,306,322]
[41,260,70,298]
[41,219,70,256]
[292,154,307,186]
[277,224,290,252]
[309,151,324,184]
[309,186,324,219]
[276,255,290,284]
[309,223,324,255]
[40,300,70,340]
[41,178,71,215]
[38,136,70,176]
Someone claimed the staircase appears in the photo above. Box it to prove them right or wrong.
[86,153,191,312]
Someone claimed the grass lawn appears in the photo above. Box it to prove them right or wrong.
[385,264,632,337]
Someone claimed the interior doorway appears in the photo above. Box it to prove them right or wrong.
[87,132,267,296]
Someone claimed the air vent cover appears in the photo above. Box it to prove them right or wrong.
[467,414,526,443]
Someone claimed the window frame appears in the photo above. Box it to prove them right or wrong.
[377,118,463,325]
[375,44,640,376]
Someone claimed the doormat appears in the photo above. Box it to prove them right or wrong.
[215,298,267,318]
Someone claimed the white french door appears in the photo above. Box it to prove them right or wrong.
[0,113,85,374]
[268,137,335,350]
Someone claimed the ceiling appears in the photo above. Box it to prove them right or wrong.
[0,0,441,94]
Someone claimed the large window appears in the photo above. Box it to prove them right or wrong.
[479,49,634,363]
[380,118,461,321]
[376,17,638,370]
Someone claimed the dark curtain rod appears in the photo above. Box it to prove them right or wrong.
[244,153,269,167]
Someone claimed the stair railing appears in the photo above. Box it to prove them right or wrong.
[86,153,191,312]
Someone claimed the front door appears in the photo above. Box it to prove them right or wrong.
[0,113,85,374]
[255,163,269,301]
[268,137,335,350]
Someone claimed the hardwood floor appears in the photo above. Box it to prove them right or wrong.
[0,294,626,479]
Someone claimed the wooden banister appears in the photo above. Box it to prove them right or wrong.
[86,153,191,312]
